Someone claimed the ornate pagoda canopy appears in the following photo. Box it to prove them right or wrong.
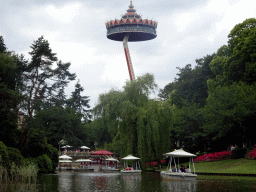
[106,1,157,42]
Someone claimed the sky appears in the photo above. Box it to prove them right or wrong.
[1,0,255,109]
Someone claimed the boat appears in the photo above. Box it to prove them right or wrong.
[102,157,120,173]
[160,149,197,180]
[73,159,94,172]
[121,155,142,175]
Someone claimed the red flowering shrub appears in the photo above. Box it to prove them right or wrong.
[146,160,166,168]
[145,161,158,167]
[246,146,256,160]
[194,151,232,163]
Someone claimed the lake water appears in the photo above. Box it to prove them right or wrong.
[35,171,256,192]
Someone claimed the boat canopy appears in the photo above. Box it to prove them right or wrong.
[122,155,140,160]
[105,157,119,162]
[59,160,72,163]
[59,155,72,159]
[163,149,196,157]
[75,159,92,162]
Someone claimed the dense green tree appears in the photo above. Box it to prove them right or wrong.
[159,54,215,107]
[203,82,256,148]
[24,36,58,116]
[35,106,86,149]
[0,47,22,147]
[208,18,256,89]
[0,36,7,53]
[84,119,112,149]
[171,102,206,152]
[94,73,159,161]
[137,100,173,167]
[67,80,91,122]
[204,18,256,149]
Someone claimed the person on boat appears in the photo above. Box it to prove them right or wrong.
[172,166,178,172]
[185,165,191,173]
[180,165,185,172]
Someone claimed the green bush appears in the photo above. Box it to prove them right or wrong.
[0,141,10,169]
[7,147,22,165]
[36,154,52,173]
[231,148,248,159]
[44,144,58,172]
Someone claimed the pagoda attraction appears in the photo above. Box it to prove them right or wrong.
[105,1,158,81]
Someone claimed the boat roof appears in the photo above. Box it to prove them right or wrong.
[59,160,72,163]
[59,155,72,159]
[105,157,119,162]
[122,155,140,160]
[163,149,196,157]
[75,159,92,162]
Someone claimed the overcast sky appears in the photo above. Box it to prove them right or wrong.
[1,0,255,108]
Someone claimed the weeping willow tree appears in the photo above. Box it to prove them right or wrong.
[137,99,174,168]
[94,73,158,158]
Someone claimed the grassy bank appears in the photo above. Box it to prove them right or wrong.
[193,159,256,174]
[197,175,256,181]
[155,158,256,174]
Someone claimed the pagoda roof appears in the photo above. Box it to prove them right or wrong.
[106,1,157,28]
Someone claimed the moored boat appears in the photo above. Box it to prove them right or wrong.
[160,149,197,180]
[102,157,120,173]
[121,155,142,175]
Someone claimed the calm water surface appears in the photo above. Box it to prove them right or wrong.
[36,171,256,192]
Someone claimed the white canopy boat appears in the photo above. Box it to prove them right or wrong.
[160,149,197,180]
[73,159,94,172]
[102,157,120,173]
[58,155,72,171]
[121,155,142,175]
[59,155,72,160]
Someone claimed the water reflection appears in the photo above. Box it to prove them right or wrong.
[161,180,197,192]
[58,172,122,192]
[121,175,141,191]
[36,172,256,192]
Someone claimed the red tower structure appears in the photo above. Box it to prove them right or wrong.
[106,1,158,81]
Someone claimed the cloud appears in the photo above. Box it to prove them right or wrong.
[1,0,256,108]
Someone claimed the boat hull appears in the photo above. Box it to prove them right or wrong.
[121,170,142,175]
[160,171,197,180]
[102,168,120,173]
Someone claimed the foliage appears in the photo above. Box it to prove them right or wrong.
[21,127,48,158]
[159,54,215,107]
[203,82,256,144]
[67,80,91,121]
[0,52,21,147]
[209,18,256,88]
[231,148,248,159]
[194,151,232,163]
[246,145,256,160]
[137,100,173,168]
[171,102,205,152]
[35,106,85,149]
[7,147,22,166]
[94,73,157,152]
[0,36,7,53]
[36,154,53,173]
[44,144,59,172]
[0,141,10,169]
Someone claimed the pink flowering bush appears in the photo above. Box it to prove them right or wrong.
[246,146,256,160]
[145,160,166,168]
[194,151,232,163]
[145,161,158,168]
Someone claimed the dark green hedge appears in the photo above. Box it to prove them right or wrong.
[36,154,53,173]
[231,148,248,159]
[7,147,22,165]
[0,141,10,169]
